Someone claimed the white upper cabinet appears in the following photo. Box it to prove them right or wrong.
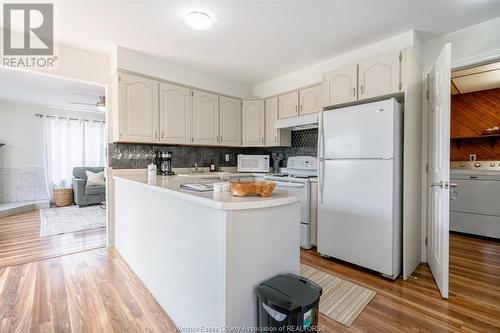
[322,65,358,107]
[159,82,191,144]
[192,90,219,145]
[265,97,279,146]
[242,99,265,147]
[299,84,322,115]
[219,96,242,146]
[278,91,299,119]
[358,51,402,100]
[265,97,291,147]
[118,72,159,143]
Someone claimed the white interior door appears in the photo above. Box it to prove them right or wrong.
[426,43,451,299]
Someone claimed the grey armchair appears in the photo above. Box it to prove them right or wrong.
[73,167,105,207]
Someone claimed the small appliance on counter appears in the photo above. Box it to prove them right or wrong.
[156,151,175,175]
[237,154,270,173]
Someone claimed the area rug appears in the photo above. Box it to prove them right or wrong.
[300,264,376,327]
[40,205,106,237]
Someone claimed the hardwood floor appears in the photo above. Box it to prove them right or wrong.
[0,248,177,332]
[0,210,499,332]
[0,209,107,268]
[302,233,500,332]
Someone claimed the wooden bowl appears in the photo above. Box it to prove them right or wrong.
[229,181,276,197]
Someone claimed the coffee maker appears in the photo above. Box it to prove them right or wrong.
[156,151,175,175]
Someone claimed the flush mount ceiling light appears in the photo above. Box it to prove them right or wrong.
[185,11,213,31]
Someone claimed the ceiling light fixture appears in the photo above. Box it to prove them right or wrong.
[185,11,213,31]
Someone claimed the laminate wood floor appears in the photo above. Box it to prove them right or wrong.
[0,209,107,268]
[302,233,500,332]
[1,209,499,332]
[0,248,177,332]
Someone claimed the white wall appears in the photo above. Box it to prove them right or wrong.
[2,33,114,144]
[253,31,416,97]
[421,16,500,70]
[0,100,105,168]
[114,47,253,98]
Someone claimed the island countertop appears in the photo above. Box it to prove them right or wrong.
[113,175,300,211]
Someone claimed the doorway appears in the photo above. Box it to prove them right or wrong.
[0,69,108,267]
[425,52,500,299]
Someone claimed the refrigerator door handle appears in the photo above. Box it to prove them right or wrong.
[318,111,325,203]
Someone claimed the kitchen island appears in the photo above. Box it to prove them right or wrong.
[113,175,301,330]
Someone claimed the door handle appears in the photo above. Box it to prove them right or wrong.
[352,87,356,96]
[431,180,443,188]
[449,183,458,188]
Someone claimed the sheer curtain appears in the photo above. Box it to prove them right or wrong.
[84,120,106,167]
[42,116,106,200]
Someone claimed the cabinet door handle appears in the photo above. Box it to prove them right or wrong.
[155,131,158,139]
[352,87,356,96]
[360,85,364,95]
[274,135,277,143]
[295,105,298,114]
[161,131,164,139]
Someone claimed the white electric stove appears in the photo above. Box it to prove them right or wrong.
[264,156,318,249]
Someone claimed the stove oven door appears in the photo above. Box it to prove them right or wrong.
[273,181,311,249]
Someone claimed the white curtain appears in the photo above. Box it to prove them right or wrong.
[84,120,106,167]
[42,117,106,200]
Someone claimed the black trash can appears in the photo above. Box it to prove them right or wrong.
[256,273,322,331]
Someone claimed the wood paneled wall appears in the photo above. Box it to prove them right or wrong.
[451,88,500,161]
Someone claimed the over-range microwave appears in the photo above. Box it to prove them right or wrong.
[237,155,270,173]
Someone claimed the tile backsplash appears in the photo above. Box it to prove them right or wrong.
[109,129,318,169]
[0,167,48,203]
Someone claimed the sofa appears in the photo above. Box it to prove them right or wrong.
[73,167,105,207]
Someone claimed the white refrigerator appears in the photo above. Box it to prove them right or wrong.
[317,98,402,279]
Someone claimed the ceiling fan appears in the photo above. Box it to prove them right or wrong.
[68,96,106,111]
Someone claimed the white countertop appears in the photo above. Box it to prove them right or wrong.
[113,175,300,211]
[175,171,269,179]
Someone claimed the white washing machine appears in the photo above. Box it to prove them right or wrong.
[450,161,500,239]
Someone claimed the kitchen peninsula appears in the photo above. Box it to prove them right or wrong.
[113,174,301,329]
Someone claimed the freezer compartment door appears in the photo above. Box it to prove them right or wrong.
[317,159,400,276]
[322,99,397,159]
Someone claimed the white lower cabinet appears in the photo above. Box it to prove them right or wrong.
[192,90,219,145]
[242,100,265,147]
[265,97,291,147]
[117,72,159,143]
[219,96,242,146]
[159,82,191,144]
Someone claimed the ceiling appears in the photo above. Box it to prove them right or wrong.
[5,1,500,85]
[452,61,500,94]
[0,69,105,112]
